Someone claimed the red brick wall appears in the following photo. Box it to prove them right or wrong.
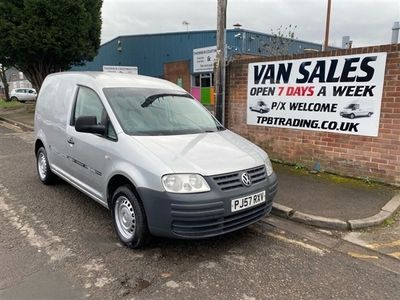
[225,44,400,186]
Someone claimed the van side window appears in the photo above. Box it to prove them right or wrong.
[74,87,104,125]
[107,122,117,140]
[73,86,118,141]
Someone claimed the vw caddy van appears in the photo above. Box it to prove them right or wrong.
[34,72,277,248]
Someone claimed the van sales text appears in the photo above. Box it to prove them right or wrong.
[253,55,377,84]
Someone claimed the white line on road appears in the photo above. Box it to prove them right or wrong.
[0,183,116,291]
[0,184,74,262]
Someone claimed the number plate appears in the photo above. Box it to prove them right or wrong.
[231,191,266,213]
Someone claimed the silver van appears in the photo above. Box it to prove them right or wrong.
[34,72,277,248]
[340,102,374,119]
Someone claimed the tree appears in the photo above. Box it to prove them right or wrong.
[0,64,11,101]
[263,25,298,56]
[0,0,102,91]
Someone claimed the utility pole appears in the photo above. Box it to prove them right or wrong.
[323,0,332,51]
[215,0,227,124]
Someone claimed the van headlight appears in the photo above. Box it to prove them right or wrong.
[162,174,211,193]
[265,157,274,176]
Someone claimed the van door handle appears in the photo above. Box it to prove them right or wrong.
[67,137,75,145]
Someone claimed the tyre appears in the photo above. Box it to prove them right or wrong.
[350,113,355,119]
[111,185,150,249]
[36,147,56,184]
[10,96,18,101]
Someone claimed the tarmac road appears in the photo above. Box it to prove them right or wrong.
[0,122,399,300]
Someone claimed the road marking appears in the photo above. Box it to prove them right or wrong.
[0,184,74,262]
[0,184,116,291]
[266,232,328,256]
[222,254,246,266]
[366,240,400,249]
[166,280,180,288]
[243,294,256,300]
[389,252,400,259]
[81,258,116,289]
[347,252,379,260]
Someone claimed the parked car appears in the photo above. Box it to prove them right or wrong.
[340,103,373,119]
[10,88,37,103]
[249,100,270,113]
[34,72,277,248]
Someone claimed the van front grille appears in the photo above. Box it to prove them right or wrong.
[212,165,267,191]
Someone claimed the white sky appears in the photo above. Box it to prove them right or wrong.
[101,0,400,48]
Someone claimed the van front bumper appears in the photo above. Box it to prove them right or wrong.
[137,171,278,239]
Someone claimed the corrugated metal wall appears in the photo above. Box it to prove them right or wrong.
[77,30,216,76]
[74,29,323,77]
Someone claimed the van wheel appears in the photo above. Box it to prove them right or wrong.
[111,185,150,249]
[350,113,355,119]
[10,96,18,102]
[36,147,56,184]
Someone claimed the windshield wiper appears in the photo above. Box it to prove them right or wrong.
[141,93,192,108]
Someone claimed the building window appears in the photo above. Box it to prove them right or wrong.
[193,74,200,87]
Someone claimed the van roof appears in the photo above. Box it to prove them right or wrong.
[47,71,183,91]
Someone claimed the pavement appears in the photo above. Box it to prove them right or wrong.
[0,106,35,128]
[1,106,399,232]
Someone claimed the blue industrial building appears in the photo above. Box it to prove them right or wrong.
[76,28,324,104]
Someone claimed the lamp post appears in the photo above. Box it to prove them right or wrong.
[182,21,190,33]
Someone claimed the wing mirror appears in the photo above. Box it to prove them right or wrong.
[75,116,105,135]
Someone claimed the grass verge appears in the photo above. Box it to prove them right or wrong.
[0,98,23,109]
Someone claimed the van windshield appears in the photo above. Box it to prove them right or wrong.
[346,104,357,110]
[103,87,224,136]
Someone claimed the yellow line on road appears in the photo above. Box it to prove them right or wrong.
[390,252,400,259]
[366,240,400,249]
[347,252,379,260]
[266,232,328,256]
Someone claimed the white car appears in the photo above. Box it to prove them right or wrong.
[340,103,373,119]
[249,100,270,113]
[10,88,37,103]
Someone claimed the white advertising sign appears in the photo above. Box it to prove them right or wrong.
[247,53,387,136]
[103,65,138,74]
[193,46,217,73]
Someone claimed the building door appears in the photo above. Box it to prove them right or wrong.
[163,60,190,92]
[191,73,215,105]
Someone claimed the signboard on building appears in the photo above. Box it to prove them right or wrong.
[247,53,387,137]
[193,46,217,73]
[103,65,138,74]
